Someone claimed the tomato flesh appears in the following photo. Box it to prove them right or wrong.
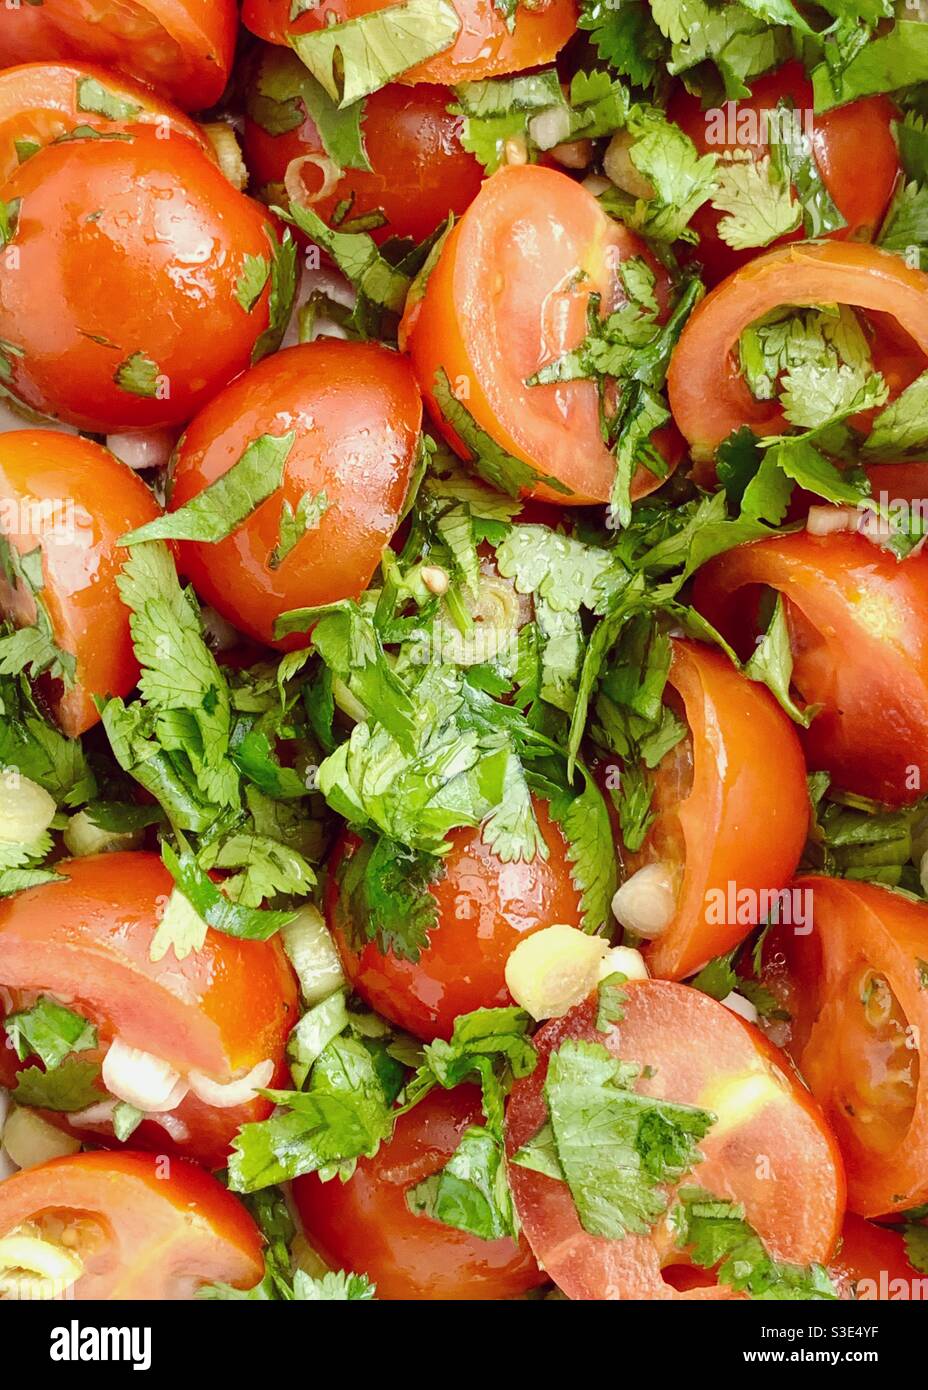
[505,980,845,1300]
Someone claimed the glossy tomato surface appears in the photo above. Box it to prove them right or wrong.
[693,530,928,805]
[0,853,299,1167]
[244,51,484,245]
[0,1151,264,1299]
[168,340,422,648]
[0,60,209,185]
[669,63,899,285]
[758,876,928,1217]
[294,1084,543,1299]
[505,980,845,1300]
[0,130,280,432]
[402,164,683,504]
[622,639,808,980]
[0,430,161,736]
[0,0,237,110]
[242,0,577,84]
[327,798,585,1041]
[831,1213,927,1300]
[667,242,928,464]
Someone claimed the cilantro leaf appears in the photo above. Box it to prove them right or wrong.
[333,834,441,962]
[743,594,817,726]
[13,1057,103,1112]
[406,1125,518,1239]
[247,46,371,171]
[75,77,142,122]
[114,351,161,398]
[864,370,928,460]
[160,840,297,943]
[235,255,271,314]
[578,0,668,90]
[712,153,800,250]
[270,489,329,569]
[4,997,97,1070]
[251,225,299,364]
[122,433,295,546]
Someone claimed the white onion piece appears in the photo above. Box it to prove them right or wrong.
[721,991,760,1024]
[69,1100,117,1129]
[285,154,342,210]
[101,1039,188,1113]
[187,1058,275,1109]
[611,863,676,939]
[0,399,77,436]
[527,104,572,151]
[105,428,177,472]
[806,504,859,536]
[146,1112,190,1143]
[604,131,656,200]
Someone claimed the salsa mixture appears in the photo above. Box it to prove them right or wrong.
[0,0,928,1304]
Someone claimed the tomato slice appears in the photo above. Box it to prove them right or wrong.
[327,797,585,1041]
[293,1083,543,1299]
[0,431,161,737]
[758,875,928,1217]
[168,340,423,649]
[505,980,845,1300]
[0,61,210,185]
[831,1213,927,1300]
[243,59,484,246]
[402,164,683,504]
[667,242,928,464]
[242,0,578,84]
[0,852,299,1168]
[668,63,899,286]
[0,0,237,111]
[693,530,928,806]
[0,1151,264,1299]
[622,639,808,981]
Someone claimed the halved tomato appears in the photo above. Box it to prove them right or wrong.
[0,852,299,1168]
[327,797,585,1041]
[241,0,578,84]
[168,340,423,649]
[505,979,845,1300]
[0,1151,264,1299]
[693,530,928,805]
[620,638,809,981]
[0,430,161,737]
[294,1083,543,1299]
[757,875,928,1218]
[0,61,210,185]
[668,63,899,286]
[667,242,928,464]
[0,0,237,111]
[402,164,683,504]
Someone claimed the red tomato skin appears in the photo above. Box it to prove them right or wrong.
[758,875,928,1217]
[0,0,237,110]
[242,0,578,84]
[327,800,586,1042]
[693,530,928,806]
[636,639,809,981]
[668,64,899,285]
[505,981,846,1301]
[0,853,299,1168]
[0,430,161,736]
[0,1151,264,1299]
[0,130,278,433]
[293,1084,543,1299]
[244,74,484,245]
[831,1214,927,1300]
[403,163,683,504]
[168,340,423,649]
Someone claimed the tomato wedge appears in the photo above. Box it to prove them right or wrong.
[0,1152,264,1299]
[693,530,928,806]
[294,1084,543,1299]
[0,852,299,1168]
[505,980,845,1300]
[402,164,683,504]
[0,430,161,737]
[757,875,928,1218]
[831,1213,927,1300]
[0,61,209,185]
[0,1,237,111]
[327,797,584,1041]
[621,639,808,981]
[242,0,578,84]
[667,243,928,464]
